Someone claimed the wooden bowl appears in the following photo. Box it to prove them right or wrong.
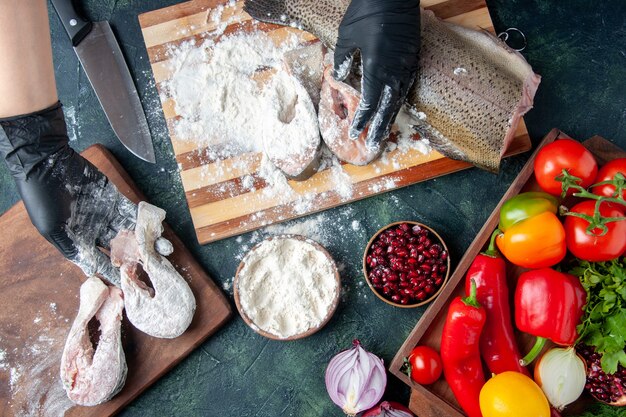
[234,234,341,340]
[362,221,451,308]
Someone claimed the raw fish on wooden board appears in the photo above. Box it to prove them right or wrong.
[60,277,127,407]
[243,0,541,171]
[111,202,196,339]
[0,145,231,417]
[318,66,384,165]
[138,0,533,244]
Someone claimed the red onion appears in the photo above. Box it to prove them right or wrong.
[325,339,387,415]
[362,401,414,417]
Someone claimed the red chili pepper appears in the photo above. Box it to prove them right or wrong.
[441,280,486,417]
[465,230,528,375]
[515,268,587,365]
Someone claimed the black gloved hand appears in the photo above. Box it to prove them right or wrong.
[0,103,171,286]
[334,0,421,150]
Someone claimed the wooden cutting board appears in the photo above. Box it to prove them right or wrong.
[0,145,232,417]
[139,0,533,244]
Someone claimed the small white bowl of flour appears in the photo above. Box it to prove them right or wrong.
[234,235,340,340]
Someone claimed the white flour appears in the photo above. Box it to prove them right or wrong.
[237,238,338,338]
[165,32,320,190]
[164,11,432,216]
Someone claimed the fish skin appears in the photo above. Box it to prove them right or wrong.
[243,0,541,171]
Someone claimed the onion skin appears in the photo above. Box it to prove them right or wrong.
[325,340,387,415]
[362,401,414,417]
[534,347,586,410]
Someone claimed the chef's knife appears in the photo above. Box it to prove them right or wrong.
[50,0,156,163]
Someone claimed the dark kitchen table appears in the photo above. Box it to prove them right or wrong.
[1,1,625,416]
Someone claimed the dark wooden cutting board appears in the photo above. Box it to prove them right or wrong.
[0,145,232,417]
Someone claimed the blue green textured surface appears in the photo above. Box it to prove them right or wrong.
[1,1,626,416]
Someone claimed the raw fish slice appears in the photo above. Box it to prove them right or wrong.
[111,202,196,339]
[262,71,322,180]
[282,42,326,110]
[318,66,383,165]
[243,0,541,172]
[60,277,127,406]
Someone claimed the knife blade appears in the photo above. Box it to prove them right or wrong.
[50,0,156,163]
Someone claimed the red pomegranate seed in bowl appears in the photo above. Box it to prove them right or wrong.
[362,221,451,308]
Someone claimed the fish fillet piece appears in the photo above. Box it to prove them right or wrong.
[60,276,127,406]
[282,42,326,110]
[262,71,322,180]
[318,66,382,165]
[111,202,196,339]
[243,0,541,171]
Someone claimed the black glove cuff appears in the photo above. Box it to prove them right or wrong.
[0,101,69,180]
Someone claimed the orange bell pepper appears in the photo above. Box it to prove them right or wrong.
[495,193,566,268]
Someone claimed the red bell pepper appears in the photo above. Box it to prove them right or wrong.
[515,268,587,365]
[441,280,485,417]
[465,230,528,375]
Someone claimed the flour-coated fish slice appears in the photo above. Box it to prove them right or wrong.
[60,277,127,406]
[111,202,196,339]
[244,0,541,171]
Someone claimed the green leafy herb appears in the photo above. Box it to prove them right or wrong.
[570,257,626,374]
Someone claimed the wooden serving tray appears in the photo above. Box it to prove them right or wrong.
[0,145,232,417]
[389,129,626,417]
[138,0,532,244]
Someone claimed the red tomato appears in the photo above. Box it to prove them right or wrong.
[534,139,598,196]
[564,200,626,262]
[592,158,626,200]
[406,346,443,385]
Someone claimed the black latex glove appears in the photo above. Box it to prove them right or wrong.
[334,0,421,150]
[0,102,171,286]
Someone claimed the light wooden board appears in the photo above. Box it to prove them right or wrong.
[139,0,532,244]
[0,145,231,417]
[388,131,626,417]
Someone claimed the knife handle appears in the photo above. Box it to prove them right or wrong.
[50,0,93,46]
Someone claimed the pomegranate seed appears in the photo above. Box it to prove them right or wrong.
[416,291,426,300]
[395,248,408,257]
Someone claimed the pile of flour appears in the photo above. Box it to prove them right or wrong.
[237,237,338,338]
[165,32,321,197]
